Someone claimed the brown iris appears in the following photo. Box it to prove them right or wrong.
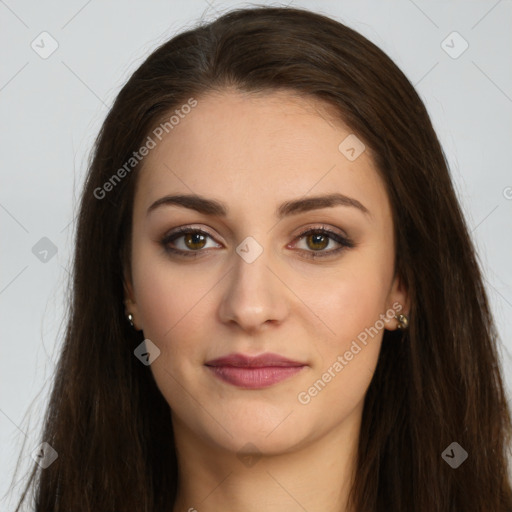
[306,233,329,251]
[184,232,207,250]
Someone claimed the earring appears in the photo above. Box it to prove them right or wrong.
[395,313,409,330]
[126,313,134,328]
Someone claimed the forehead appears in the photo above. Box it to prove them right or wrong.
[134,90,389,221]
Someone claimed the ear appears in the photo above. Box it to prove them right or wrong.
[385,273,410,331]
[123,267,143,331]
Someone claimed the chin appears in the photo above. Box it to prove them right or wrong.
[201,414,312,456]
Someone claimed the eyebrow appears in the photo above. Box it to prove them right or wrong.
[146,192,370,219]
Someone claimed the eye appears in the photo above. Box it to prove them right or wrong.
[290,226,354,259]
[160,225,354,260]
[161,227,221,257]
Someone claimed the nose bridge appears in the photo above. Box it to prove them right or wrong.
[233,240,271,294]
[218,235,287,329]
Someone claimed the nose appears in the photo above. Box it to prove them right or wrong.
[217,244,289,333]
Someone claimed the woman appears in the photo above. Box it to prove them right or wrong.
[14,6,512,511]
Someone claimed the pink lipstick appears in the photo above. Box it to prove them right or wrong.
[205,352,307,389]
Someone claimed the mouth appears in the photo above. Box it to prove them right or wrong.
[204,352,308,389]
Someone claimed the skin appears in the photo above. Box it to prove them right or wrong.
[124,89,409,512]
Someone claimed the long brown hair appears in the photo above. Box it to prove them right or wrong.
[13,6,512,511]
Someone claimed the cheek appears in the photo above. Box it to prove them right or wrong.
[133,265,181,339]
[293,253,392,407]
[132,241,197,331]
[296,285,384,420]
[297,251,393,346]
[131,248,221,363]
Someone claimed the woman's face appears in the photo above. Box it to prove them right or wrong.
[125,89,407,456]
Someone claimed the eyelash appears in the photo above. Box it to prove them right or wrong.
[160,225,355,260]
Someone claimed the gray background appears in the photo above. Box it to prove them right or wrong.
[1,0,511,507]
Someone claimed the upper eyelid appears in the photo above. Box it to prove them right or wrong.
[163,225,219,242]
[163,224,346,240]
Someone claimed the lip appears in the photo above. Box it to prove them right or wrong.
[205,352,308,389]
[205,352,306,368]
